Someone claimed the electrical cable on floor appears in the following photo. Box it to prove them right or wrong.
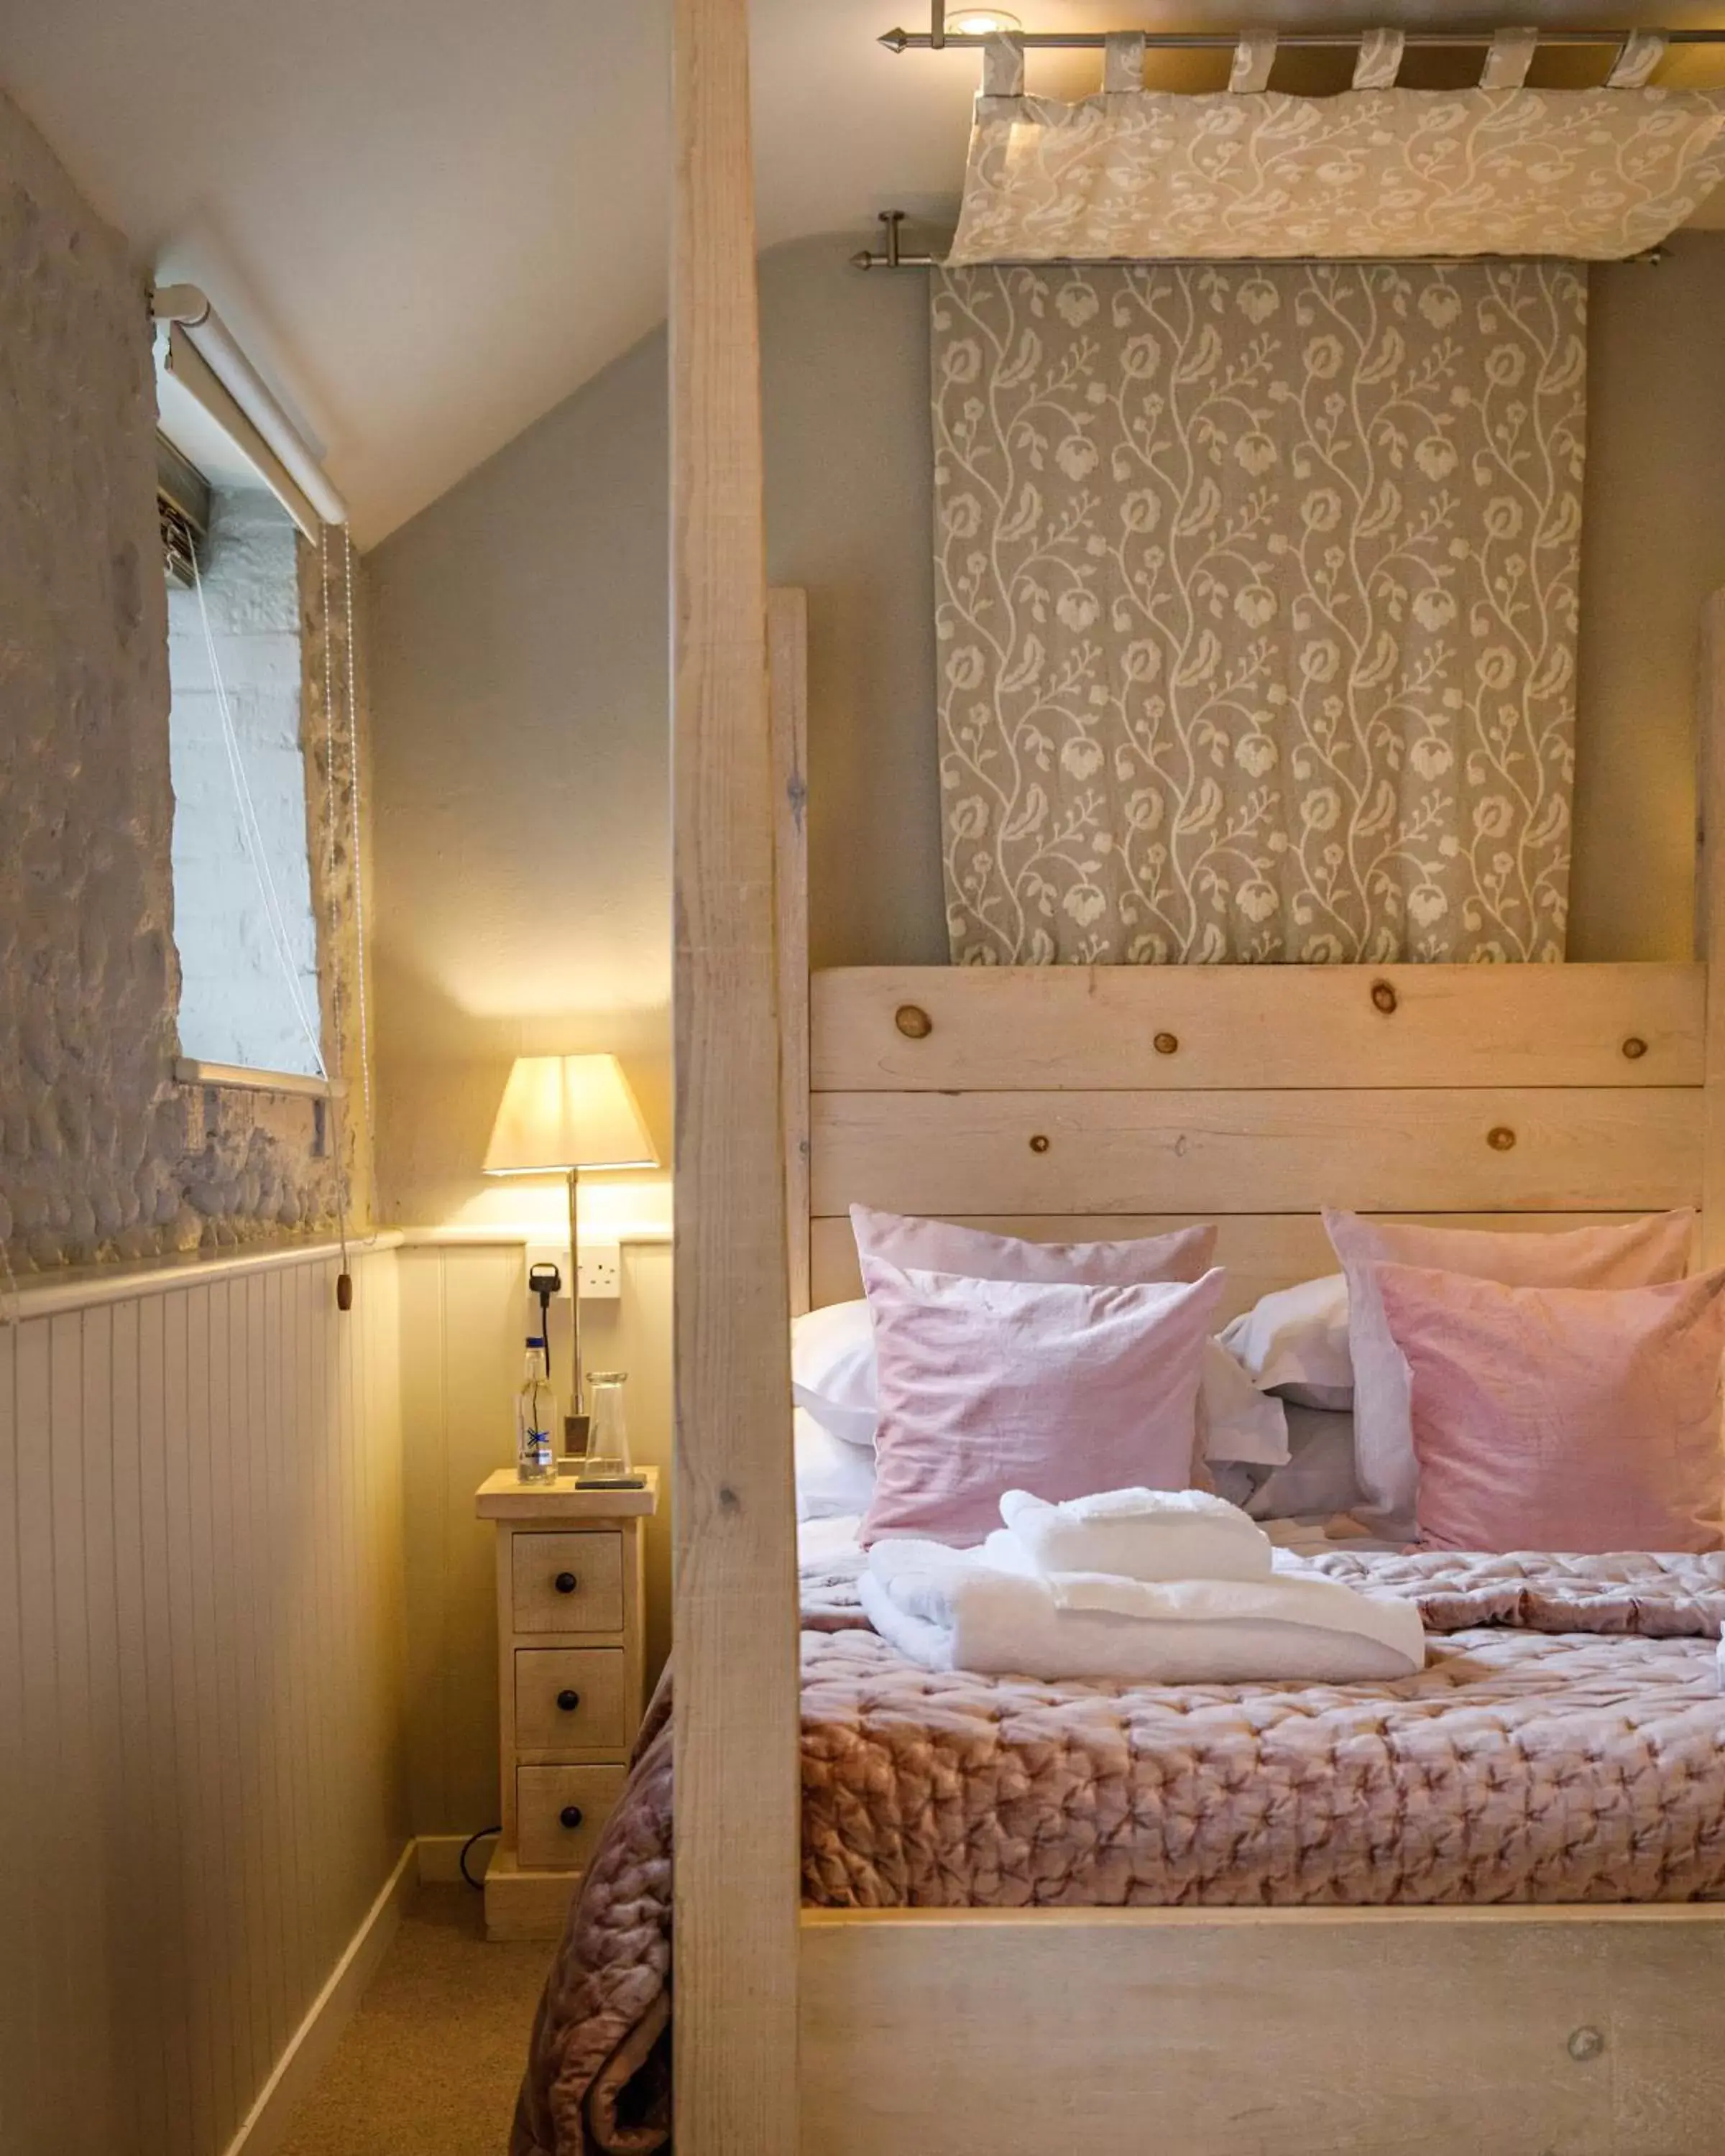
[459,1825,502,1890]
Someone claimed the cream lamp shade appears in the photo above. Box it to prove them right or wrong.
[483,1054,659,1175]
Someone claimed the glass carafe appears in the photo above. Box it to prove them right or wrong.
[584,1370,632,1477]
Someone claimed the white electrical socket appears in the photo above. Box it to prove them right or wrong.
[577,1243,622,1299]
[525,1243,571,1296]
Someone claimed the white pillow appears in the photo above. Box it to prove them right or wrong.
[791,1300,876,1445]
[791,1298,1286,1468]
[1220,1274,1353,1410]
[1197,1338,1289,1468]
[794,1407,878,1522]
[1246,1406,1363,1524]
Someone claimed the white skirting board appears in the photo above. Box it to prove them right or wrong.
[220,1841,418,2156]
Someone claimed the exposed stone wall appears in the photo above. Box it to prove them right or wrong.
[0,89,373,1271]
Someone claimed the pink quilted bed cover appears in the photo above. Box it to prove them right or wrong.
[511,1548,1725,2156]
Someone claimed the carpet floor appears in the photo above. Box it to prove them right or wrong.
[276,1884,550,2156]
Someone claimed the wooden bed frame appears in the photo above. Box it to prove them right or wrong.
[671,5,1725,2147]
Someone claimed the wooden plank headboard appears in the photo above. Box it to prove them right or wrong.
[801,962,1702,1319]
[769,594,1715,1324]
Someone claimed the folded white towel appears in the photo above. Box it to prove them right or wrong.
[862,1536,1425,1682]
[999,1485,1274,1586]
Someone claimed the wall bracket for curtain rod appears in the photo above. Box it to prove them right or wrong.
[847,211,1667,270]
[879,23,1725,50]
[851,211,923,270]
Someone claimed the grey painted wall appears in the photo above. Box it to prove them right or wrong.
[1572,241,1725,959]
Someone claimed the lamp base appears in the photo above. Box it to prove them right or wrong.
[561,1412,592,1460]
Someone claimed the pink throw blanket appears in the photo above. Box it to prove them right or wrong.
[512,1549,1725,2156]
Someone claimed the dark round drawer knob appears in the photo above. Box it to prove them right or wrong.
[1371,980,1398,1015]
[1487,1125,1517,1152]
[554,1572,579,1595]
[556,1688,582,1713]
[1622,1035,1648,1060]
[1029,1133,1050,1154]
[560,1805,584,1830]
[895,1003,932,1039]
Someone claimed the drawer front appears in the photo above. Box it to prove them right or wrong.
[511,1530,624,1634]
[517,1764,629,1871]
[514,1646,628,1753]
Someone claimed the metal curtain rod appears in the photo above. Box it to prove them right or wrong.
[850,208,1666,268]
[883,21,1725,50]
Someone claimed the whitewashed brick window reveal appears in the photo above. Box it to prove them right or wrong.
[932,262,1586,965]
[167,492,323,1070]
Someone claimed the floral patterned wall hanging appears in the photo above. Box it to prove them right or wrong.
[932,262,1586,964]
[949,31,1725,267]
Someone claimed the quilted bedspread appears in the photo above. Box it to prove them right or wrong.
[512,1548,1725,2156]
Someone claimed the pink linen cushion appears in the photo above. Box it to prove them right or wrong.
[858,1259,1225,1548]
[1325,1209,1695,1538]
[847,1205,1282,1468]
[850,1204,1216,1287]
[1374,1262,1725,1555]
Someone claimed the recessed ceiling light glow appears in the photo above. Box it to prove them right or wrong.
[949,9,1022,34]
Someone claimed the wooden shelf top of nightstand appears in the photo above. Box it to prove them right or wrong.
[475,1465,661,1520]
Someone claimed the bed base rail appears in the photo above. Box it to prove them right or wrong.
[801,1905,1725,2156]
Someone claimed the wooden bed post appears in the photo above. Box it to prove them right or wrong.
[1699,589,1725,1266]
[671,2,801,2150]
[770,588,811,1318]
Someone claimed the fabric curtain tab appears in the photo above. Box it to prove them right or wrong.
[1103,32,1145,96]
[1606,31,1668,88]
[1229,32,1277,93]
[982,29,1025,98]
[1352,28,1404,91]
[1480,27,1538,89]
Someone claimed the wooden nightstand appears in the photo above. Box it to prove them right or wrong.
[474,1467,660,1942]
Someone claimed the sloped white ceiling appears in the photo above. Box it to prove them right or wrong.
[2,0,1721,540]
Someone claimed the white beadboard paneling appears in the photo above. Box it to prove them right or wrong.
[0,1243,408,2156]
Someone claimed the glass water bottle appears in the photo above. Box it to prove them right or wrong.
[515,1335,558,1484]
[584,1370,632,1477]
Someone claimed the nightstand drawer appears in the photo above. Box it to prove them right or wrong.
[511,1530,624,1633]
[517,1764,629,1871]
[514,1647,628,1752]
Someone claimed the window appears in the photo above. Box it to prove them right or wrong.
[159,436,324,1080]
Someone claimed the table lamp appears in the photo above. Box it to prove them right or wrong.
[483,1053,659,1451]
